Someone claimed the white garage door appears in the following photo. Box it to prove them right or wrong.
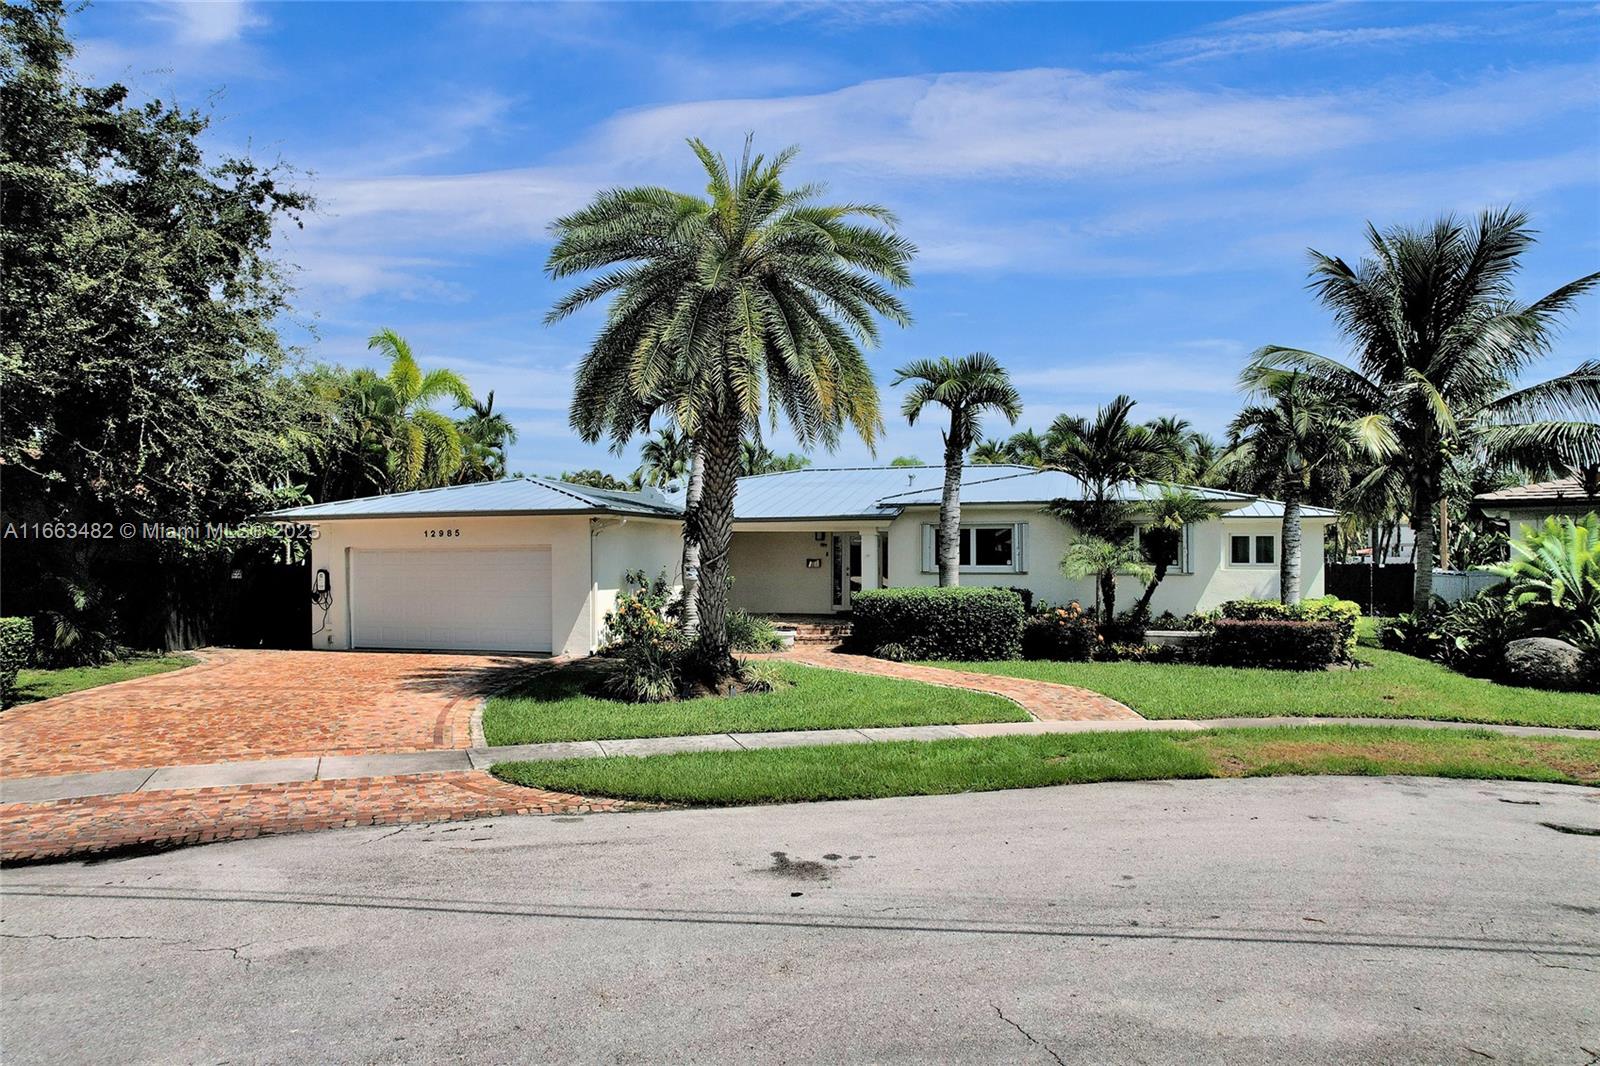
[349,548,553,653]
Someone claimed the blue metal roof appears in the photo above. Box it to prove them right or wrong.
[1224,499,1339,519]
[688,465,1043,521]
[264,477,680,520]
[876,467,1252,508]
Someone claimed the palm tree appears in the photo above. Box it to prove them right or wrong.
[970,439,1011,465]
[547,137,913,677]
[1062,536,1152,622]
[1250,207,1600,611]
[457,390,518,483]
[1226,370,1354,605]
[1044,395,1167,538]
[1005,428,1049,467]
[738,440,810,476]
[893,353,1022,586]
[635,425,690,489]
[1129,487,1215,618]
[358,330,474,493]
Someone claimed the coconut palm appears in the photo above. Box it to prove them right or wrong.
[635,425,690,489]
[1250,207,1600,610]
[357,330,474,492]
[739,439,811,476]
[970,439,1011,465]
[1044,395,1168,538]
[546,137,913,677]
[1129,487,1215,619]
[1061,536,1152,622]
[1226,370,1355,605]
[894,353,1023,586]
[457,390,518,483]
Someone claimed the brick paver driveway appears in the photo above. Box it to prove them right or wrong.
[0,649,541,779]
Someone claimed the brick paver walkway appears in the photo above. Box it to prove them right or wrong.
[784,647,1141,722]
[0,649,546,778]
[0,771,654,864]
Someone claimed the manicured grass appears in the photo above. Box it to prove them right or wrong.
[492,724,1600,805]
[928,649,1600,729]
[481,660,1026,745]
[9,654,198,705]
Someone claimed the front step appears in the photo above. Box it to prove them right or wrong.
[779,619,853,646]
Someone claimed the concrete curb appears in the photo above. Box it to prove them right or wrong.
[5,715,1597,806]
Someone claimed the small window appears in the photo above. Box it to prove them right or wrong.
[1231,535,1251,564]
[973,526,1014,567]
[1255,536,1276,564]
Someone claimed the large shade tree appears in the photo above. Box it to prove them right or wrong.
[546,138,914,678]
[1252,208,1600,610]
[893,353,1022,586]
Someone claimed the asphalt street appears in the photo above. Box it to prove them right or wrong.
[3,775,1597,1064]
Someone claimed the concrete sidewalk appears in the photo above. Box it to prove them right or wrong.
[5,715,1597,806]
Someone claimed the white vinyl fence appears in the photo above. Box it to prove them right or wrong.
[1430,569,1503,605]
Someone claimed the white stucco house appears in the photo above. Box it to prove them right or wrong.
[1475,476,1600,542]
[268,464,1338,657]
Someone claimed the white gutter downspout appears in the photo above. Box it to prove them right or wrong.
[589,518,625,653]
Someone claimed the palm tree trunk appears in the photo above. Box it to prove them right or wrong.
[1101,571,1117,622]
[1281,484,1302,606]
[938,426,963,587]
[1411,481,1437,612]
[1131,563,1166,620]
[679,440,704,635]
[693,415,741,680]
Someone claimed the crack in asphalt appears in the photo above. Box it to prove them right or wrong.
[2,932,257,970]
[993,1005,1066,1066]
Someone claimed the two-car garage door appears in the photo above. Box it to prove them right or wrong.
[349,548,553,653]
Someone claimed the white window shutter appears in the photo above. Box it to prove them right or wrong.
[1014,522,1029,573]
[922,524,935,573]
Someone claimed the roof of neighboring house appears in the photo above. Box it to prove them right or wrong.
[1474,477,1600,507]
[263,477,680,520]
[264,464,1334,525]
[1224,499,1339,519]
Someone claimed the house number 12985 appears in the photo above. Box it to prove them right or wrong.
[424,528,461,538]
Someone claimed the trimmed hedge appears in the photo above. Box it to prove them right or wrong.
[1220,596,1360,662]
[1210,619,1340,670]
[1,617,34,708]
[1023,604,1100,661]
[853,587,1024,661]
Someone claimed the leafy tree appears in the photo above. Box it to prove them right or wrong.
[635,426,690,489]
[457,390,518,484]
[739,440,811,476]
[889,455,925,467]
[547,137,913,678]
[1226,370,1355,604]
[1129,488,1215,619]
[0,1,310,655]
[1062,536,1152,622]
[893,353,1022,586]
[1251,208,1600,610]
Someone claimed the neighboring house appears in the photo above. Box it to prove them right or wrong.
[1475,477,1600,543]
[268,464,1338,656]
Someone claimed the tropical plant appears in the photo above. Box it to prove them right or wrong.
[894,352,1022,586]
[1129,488,1215,619]
[1482,513,1600,634]
[358,329,474,492]
[635,425,690,488]
[970,440,1011,465]
[1061,536,1153,622]
[727,608,782,652]
[1226,370,1355,604]
[547,137,913,681]
[889,455,925,467]
[738,440,811,476]
[457,390,518,483]
[1250,207,1600,610]
[1044,395,1168,539]
[560,469,639,491]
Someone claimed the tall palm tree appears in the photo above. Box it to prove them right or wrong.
[546,137,913,677]
[894,353,1022,586]
[457,390,518,483]
[1044,394,1167,538]
[1226,370,1354,605]
[1251,207,1600,610]
[358,330,474,492]
[635,425,690,489]
[970,438,1011,465]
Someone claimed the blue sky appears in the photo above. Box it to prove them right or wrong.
[69,1,1600,479]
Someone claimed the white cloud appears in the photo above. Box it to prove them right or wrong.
[152,1,265,46]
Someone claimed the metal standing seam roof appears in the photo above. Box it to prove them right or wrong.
[262,476,681,520]
[1223,500,1339,519]
[875,467,1254,508]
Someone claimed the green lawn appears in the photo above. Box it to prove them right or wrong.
[492,724,1600,805]
[9,654,197,705]
[481,660,1026,745]
[928,648,1600,729]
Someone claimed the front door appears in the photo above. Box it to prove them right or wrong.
[831,534,862,611]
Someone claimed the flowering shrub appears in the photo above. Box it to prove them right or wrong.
[1022,601,1100,661]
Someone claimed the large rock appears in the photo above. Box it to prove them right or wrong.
[1500,637,1588,691]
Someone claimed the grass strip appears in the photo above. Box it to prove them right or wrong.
[9,654,198,705]
[482,660,1026,745]
[492,725,1600,806]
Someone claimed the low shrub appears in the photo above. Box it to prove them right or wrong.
[604,634,687,703]
[1147,610,1215,632]
[1209,619,1341,670]
[602,570,676,653]
[1434,591,1526,677]
[852,586,1024,661]
[727,609,782,653]
[0,617,33,708]
[874,642,913,662]
[1098,642,1194,664]
[1099,610,1147,647]
[1221,596,1360,661]
[1007,586,1036,614]
[1023,602,1100,661]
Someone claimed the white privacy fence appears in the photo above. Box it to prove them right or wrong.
[1430,569,1503,604]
